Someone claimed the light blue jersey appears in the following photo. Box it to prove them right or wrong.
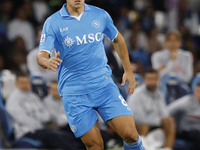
[39,3,118,95]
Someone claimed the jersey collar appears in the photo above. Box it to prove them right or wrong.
[60,3,91,17]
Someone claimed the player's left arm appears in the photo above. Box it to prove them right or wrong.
[112,33,136,95]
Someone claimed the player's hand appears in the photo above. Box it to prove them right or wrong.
[121,71,136,95]
[46,52,63,72]
[158,65,166,71]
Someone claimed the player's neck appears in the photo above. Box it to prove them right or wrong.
[66,4,84,17]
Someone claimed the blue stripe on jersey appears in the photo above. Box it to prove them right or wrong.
[39,3,118,95]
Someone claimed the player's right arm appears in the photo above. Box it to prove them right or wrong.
[37,17,62,72]
[37,51,62,72]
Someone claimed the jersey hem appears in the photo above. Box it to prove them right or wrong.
[111,31,119,42]
[40,50,51,53]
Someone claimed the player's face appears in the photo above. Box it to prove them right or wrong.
[194,86,200,102]
[144,73,159,92]
[66,0,85,9]
[49,82,61,100]
[165,34,182,51]
[16,76,31,92]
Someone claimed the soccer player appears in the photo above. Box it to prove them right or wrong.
[37,0,145,150]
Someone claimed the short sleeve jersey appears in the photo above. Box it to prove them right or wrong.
[39,3,118,95]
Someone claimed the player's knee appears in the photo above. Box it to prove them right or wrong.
[121,129,138,143]
[84,139,104,150]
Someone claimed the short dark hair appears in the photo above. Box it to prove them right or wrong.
[144,68,158,75]
[165,30,182,41]
[15,72,29,79]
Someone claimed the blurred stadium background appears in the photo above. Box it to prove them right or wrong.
[0,0,200,150]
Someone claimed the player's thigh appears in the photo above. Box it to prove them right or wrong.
[96,83,133,123]
[62,94,98,138]
[96,84,138,141]
[107,115,138,142]
[80,122,104,149]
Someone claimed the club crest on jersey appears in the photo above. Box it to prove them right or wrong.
[92,20,100,28]
[63,36,75,48]
[70,125,77,132]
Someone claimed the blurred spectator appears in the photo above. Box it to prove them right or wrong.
[10,37,28,73]
[1,70,16,101]
[5,73,75,149]
[168,81,200,150]
[178,23,193,50]
[194,61,200,75]
[164,0,180,11]
[187,0,200,12]
[128,31,151,74]
[127,68,175,150]
[0,15,11,65]
[142,5,156,33]
[0,0,13,25]
[133,0,150,12]
[13,36,26,53]
[167,0,199,36]
[7,5,35,51]
[116,6,132,33]
[27,27,58,82]
[147,27,163,54]
[33,0,50,24]
[0,55,5,71]
[6,73,50,139]
[43,81,68,129]
[151,30,193,84]
[123,21,148,50]
[22,1,39,27]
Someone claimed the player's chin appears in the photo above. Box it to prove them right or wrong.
[73,3,83,8]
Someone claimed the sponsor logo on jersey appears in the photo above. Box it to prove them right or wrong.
[60,27,68,32]
[63,36,75,48]
[63,32,102,48]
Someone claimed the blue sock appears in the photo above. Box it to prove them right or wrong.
[123,135,145,150]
